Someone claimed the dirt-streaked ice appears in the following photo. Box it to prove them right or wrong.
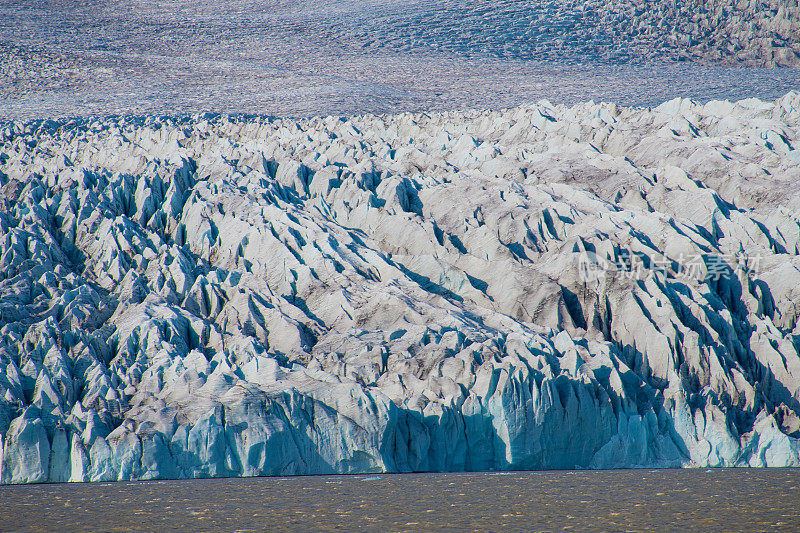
[1,94,800,483]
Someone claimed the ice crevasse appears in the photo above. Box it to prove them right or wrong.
[1,94,800,483]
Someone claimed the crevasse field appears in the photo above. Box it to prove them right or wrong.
[2,0,800,117]
[0,0,799,483]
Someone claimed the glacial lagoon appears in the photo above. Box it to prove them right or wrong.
[1,469,799,531]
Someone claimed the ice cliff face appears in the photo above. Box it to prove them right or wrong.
[1,94,800,483]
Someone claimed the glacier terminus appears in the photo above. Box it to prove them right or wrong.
[1,94,800,483]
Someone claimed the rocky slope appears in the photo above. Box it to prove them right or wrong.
[1,94,800,483]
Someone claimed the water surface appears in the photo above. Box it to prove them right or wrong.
[1,469,799,531]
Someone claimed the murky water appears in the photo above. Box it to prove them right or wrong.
[1,469,799,532]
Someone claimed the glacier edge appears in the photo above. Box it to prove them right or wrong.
[1,94,800,482]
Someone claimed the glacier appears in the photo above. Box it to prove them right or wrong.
[1,94,800,483]
[3,0,800,119]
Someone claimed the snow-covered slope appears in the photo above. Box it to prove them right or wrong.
[3,0,799,119]
[336,0,800,66]
[1,94,800,483]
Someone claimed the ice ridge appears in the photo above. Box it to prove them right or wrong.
[1,94,800,482]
